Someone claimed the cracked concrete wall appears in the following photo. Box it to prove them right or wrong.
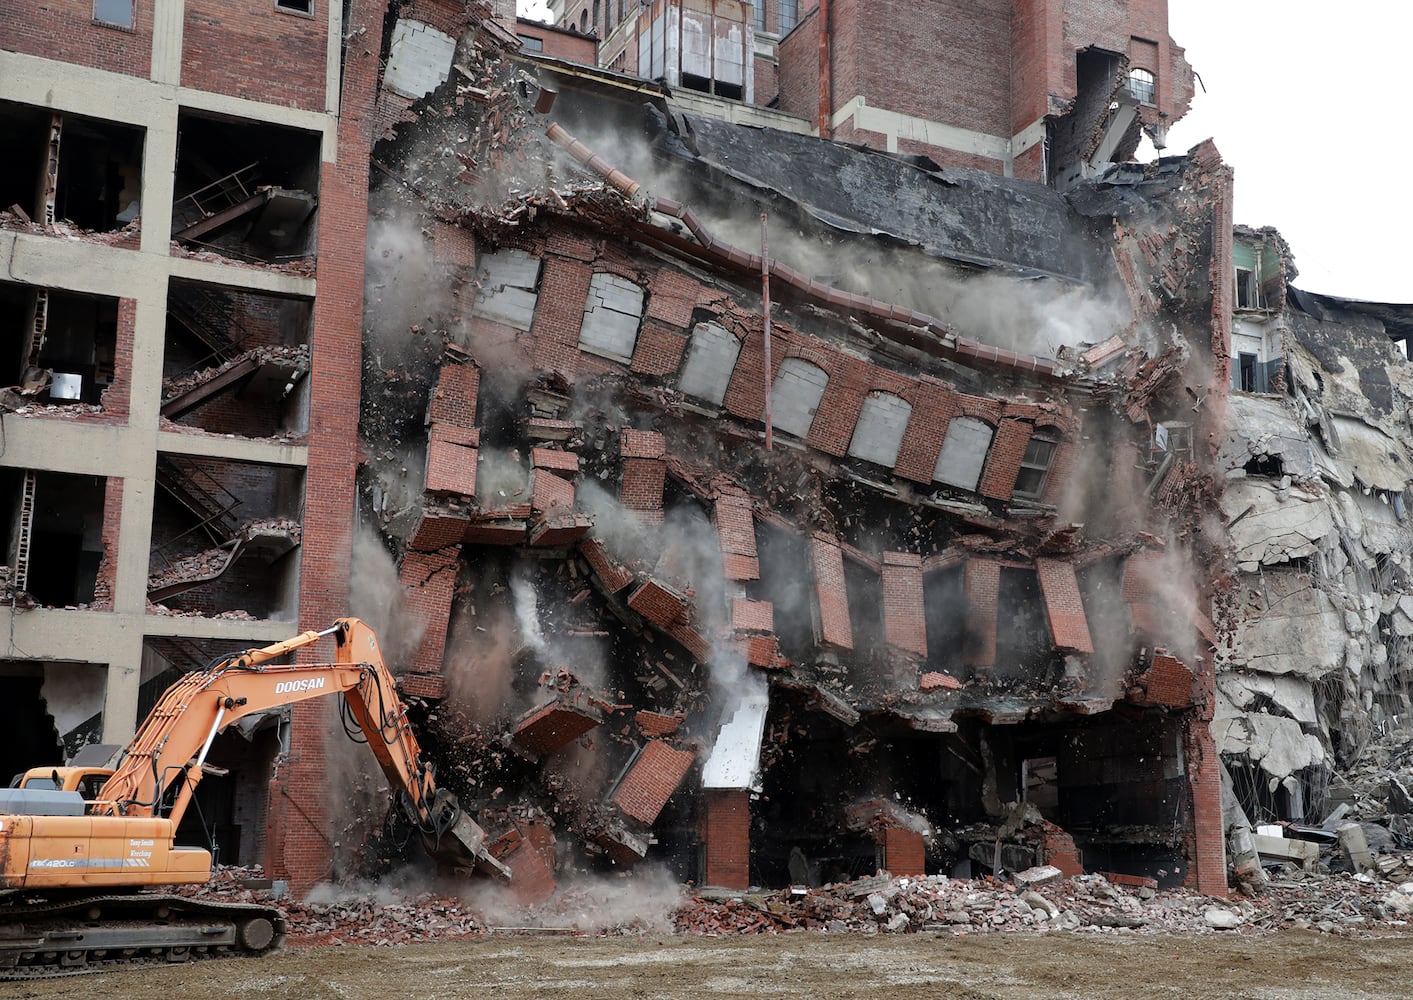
[1218,266,1413,823]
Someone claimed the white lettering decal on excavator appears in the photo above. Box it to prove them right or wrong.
[274,678,326,695]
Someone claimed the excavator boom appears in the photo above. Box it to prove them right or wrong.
[0,618,507,978]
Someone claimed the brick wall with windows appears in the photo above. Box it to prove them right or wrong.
[183,0,330,112]
[3,0,153,79]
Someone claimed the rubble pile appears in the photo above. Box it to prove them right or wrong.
[162,344,311,403]
[147,517,303,595]
[178,868,485,946]
[178,864,1413,945]
[167,241,318,277]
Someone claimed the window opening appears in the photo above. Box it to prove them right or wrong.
[1127,67,1155,105]
[93,0,134,27]
[933,417,993,492]
[779,0,797,34]
[276,0,315,13]
[1235,266,1264,310]
[1239,352,1258,393]
[1012,438,1056,499]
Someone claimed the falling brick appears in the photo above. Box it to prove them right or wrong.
[881,551,927,657]
[512,697,604,756]
[810,533,853,650]
[1036,558,1094,654]
[627,578,690,627]
[610,739,696,824]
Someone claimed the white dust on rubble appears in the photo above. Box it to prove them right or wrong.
[443,590,516,723]
[476,447,530,502]
[511,562,548,652]
[467,865,686,933]
[364,209,451,365]
[576,479,658,565]
[349,522,425,672]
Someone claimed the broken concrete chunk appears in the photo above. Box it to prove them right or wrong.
[1013,865,1063,888]
[1203,907,1242,930]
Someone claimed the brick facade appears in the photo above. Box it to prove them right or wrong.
[270,0,386,892]
[3,1,153,79]
[183,0,330,112]
[701,788,751,889]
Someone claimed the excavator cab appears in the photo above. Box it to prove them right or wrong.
[16,766,117,811]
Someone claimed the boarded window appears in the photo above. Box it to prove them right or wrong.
[94,0,134,26]
[578,273,645,363]
[679,321,740,406]
[471,249,541,331]
[768,358,827,439]
[847,392,911,468]
[1012,438,1057,499]
[933,417,993,491]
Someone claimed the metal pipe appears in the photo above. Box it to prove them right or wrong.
[195,705,228,769]
[708,0,716,95]
[544,122,642,199]
[761,212,773,450]
[817,0,831,136]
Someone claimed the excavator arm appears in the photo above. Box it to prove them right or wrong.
[93,618,506,877]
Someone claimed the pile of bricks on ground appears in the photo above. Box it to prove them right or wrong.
[178,867,486,946]
[178,863,1413,946]
[676,867,1413,937]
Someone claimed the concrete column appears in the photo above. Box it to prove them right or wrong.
[151,0,186,86]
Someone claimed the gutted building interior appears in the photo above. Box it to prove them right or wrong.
[0,0,1407,907]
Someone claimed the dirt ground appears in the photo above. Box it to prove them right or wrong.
[7,931,1413,1000]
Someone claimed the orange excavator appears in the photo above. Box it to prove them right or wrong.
[0,618,508,979]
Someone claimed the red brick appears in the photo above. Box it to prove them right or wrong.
[883,826,926,877]
[531,447,580,473]
[919,671,961,691]
[810,533,853,650]
[513,698,603,756]
[462,518,528,546]
[397,548,458,674]
[732,597,774,633]
[1035,558,1094,654]
[963,559,1000,669]
[430,360,480,427]
[620,456,665,524]
[579,537,635,593]
[701,789,750,889]
[627,578,690,627]
[611,740,696,824]
[1142,649,1194,707]
[636,710,684,737]
[714,488,759,581]
[398,673,448,700]
[529,512,594,547]
[881,550,927,657]
[531,468,576,513]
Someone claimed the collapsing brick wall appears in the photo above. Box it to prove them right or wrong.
[337,12,1234,901]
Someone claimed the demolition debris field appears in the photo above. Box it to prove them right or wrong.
[12,932,1413,1000]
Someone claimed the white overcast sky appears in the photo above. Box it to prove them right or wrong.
[516,1,1411,302]
[1160,1,1412,302]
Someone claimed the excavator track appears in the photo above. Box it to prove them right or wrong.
[0,893,286,980]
